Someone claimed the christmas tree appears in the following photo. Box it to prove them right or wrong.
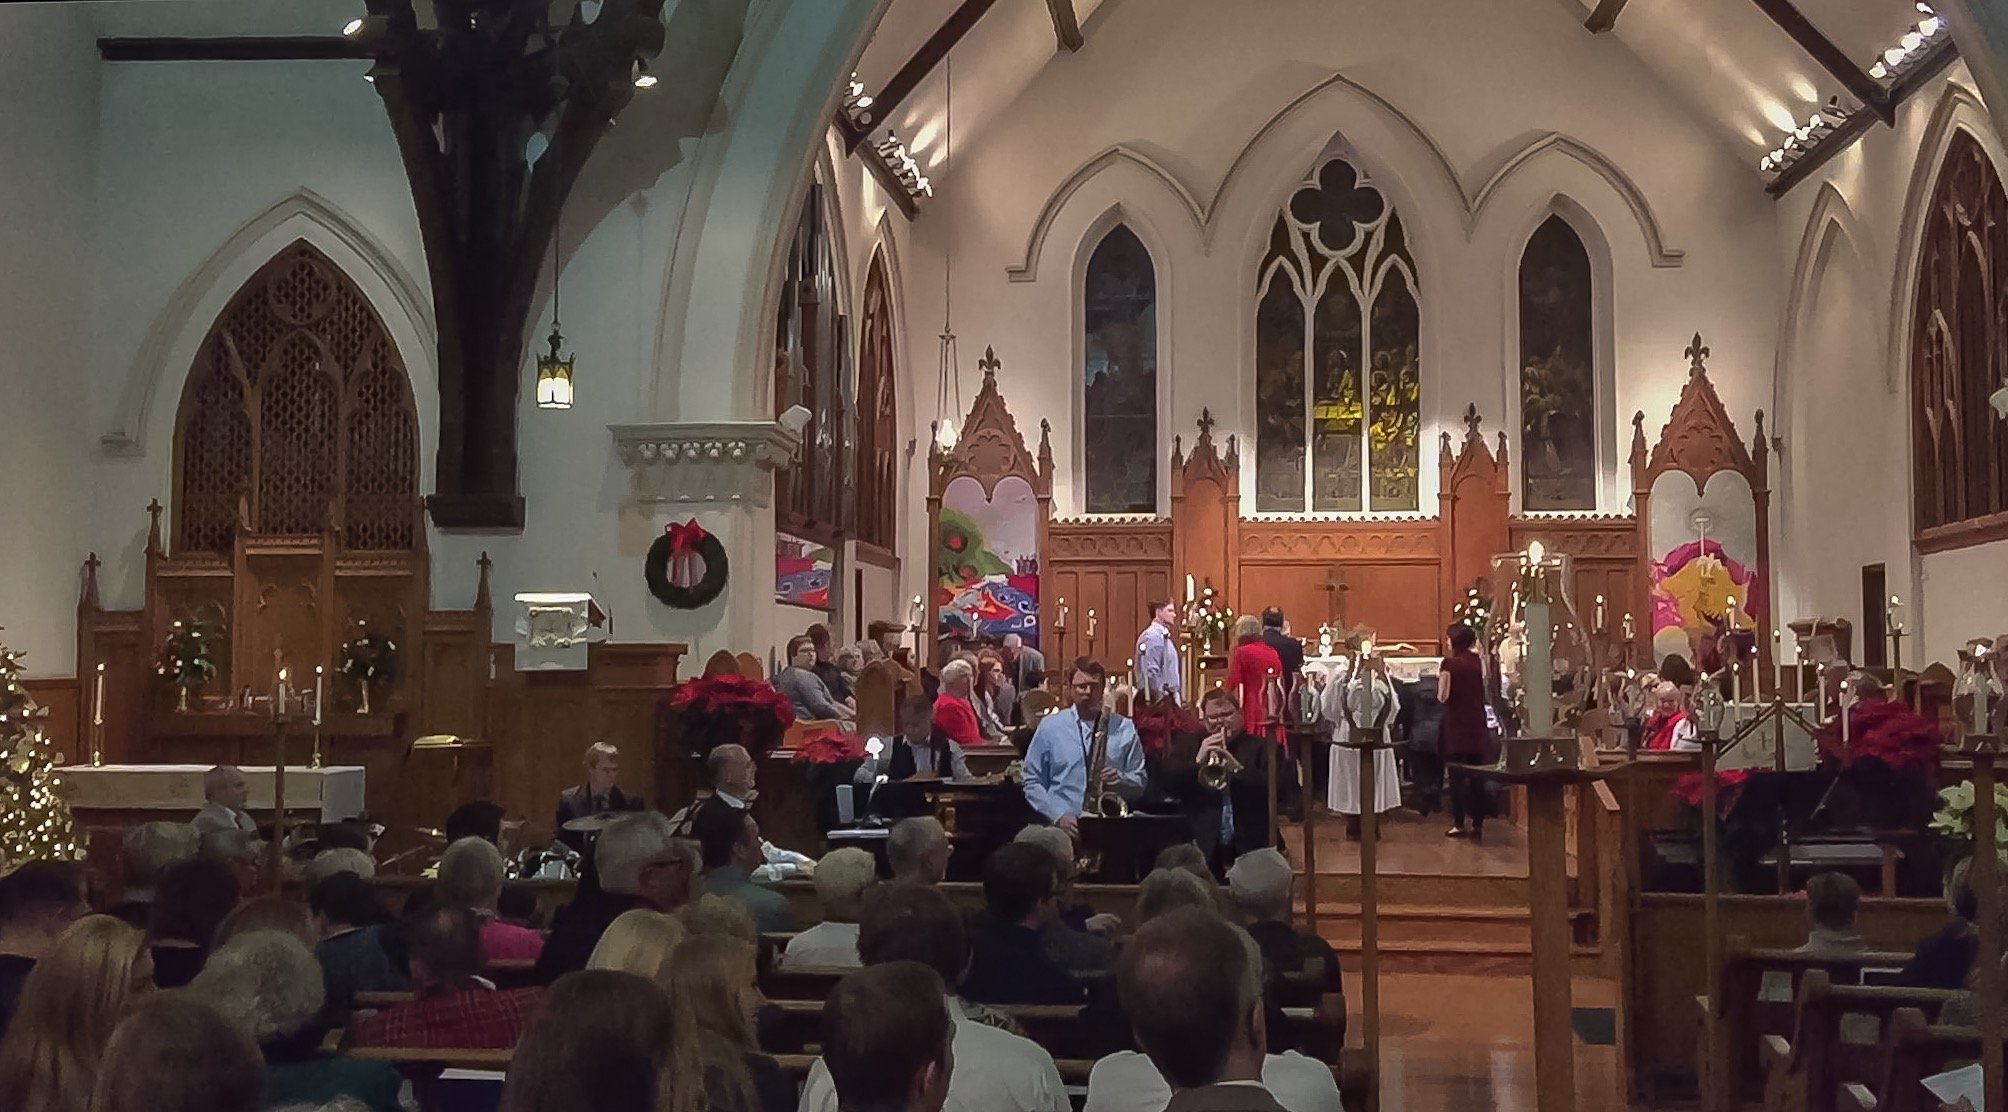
[0,644,85,867]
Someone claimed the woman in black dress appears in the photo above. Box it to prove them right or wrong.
[1437,623,1491,839]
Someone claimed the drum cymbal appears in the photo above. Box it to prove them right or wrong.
[414,827,446,840]
[562,812,625,833]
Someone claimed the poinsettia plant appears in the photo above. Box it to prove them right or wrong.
[1132,698,1202,759]
[1930,780,2008,867]
[1671,767,1754,817]
[1816,697,1943,776]
[792,726,867,766]
[672,674,795,759]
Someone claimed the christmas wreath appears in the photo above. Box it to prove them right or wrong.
[646,520,728,610]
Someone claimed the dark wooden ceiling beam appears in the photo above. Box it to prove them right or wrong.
[839,0,999,152]
[1045,0,1084,51]
[99,36,367,62]
[1769,37,1956,195]
[1749,0,1894,124]
[1583,0,1629,33]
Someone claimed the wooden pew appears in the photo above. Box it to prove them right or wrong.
[1759,970,1958,1112]
[1836,1008,1981,1112]
[1702,938,1914,1110]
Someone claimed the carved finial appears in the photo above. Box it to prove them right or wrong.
[1462,402,1483,443]
[1496,430,1510,467]
[1197,407,1216,442]
[1037,418,1054,477]
[1685,332,1710,380]
[978,346,1001,379]
[475,551,493,612]
[81,552,101,612]
[145,499,163,557]
[1438,429,1453,469]
[1171,434,1184,468]
[1751,409,1769,475]
[1225,434,1240,467]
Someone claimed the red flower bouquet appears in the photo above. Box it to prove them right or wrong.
[1671,767,1753,816]
[1817,698,1943,776]
[1131,699,1202,759]
[792,726,867,766]
[671,674,795,758]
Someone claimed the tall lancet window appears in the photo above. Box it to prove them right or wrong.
[1082,224,1158,513]
[1255,156,1422,513]
[1518,215,1597,511]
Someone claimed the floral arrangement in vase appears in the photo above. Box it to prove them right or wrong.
[671,674,795,760]
[340,626,399,714]
[1930,779,2008,866]
[1451,581,1496,644]
[1183,586,1234,653]
[155,620,216,712]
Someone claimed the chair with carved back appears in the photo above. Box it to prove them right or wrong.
[736,652,765,681]
[1835,1007,1980,1112]
[1705,937,1915,1110]
[701,649,740,677]
[1759,969,1958,1112]
[1019,688,1058,727]
[854,660,898,738]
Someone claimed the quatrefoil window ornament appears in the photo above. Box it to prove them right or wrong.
[1287,159,1387,255]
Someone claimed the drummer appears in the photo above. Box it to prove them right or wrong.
[555,742,645,855]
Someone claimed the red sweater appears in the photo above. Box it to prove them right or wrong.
[1223,641,1286,734]
[932,694,982,747]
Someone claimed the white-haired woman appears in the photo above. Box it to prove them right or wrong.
[922,659,979,778]
[437,836,545,961]
[189,930,401,1112]
[1644,681,1698,751]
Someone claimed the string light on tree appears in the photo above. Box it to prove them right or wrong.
[0,643,85,866]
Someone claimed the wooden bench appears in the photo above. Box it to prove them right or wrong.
[1836,1008,1981,1112]
[1701,938,1913,1110]
[1758,970,1958,1112]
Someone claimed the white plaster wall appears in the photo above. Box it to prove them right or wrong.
[0,9,102,674]
[1772,65,2008,667]
[892,0,1781,523]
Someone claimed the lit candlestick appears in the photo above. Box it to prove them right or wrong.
[277,667,290,718]
[1185,574,1196,604]
[313,665,324,727]
[1840,675,1853,746]
[1057,597,1069,627]
[92,662,105,728]
[1521,541,1554,736]
[1772,630,1783,699]
[1086,609,1097,640]
[1726,595,1739,630]
[1622,612,1636,642]
[1593,595,1607,635]
[910,594,924,624]
[1730,661,1741,729]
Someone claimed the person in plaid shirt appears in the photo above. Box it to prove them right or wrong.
[353,906,539,1049]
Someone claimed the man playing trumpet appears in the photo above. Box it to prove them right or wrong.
[1155,687,1274,871]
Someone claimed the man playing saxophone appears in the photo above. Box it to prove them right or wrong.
[1156,687,1273,870]
[1024,657,1145,837]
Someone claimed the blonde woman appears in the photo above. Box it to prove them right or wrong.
[0,914,153,1112]
[662,935,793,1112]
[587,909,687,987]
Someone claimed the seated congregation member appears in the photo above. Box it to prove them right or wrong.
[1106,907,1300,1112]
[499,970,673,1112]
[808,623,855,705]
[88,995,265,1112]
[0,915,150,1112]
[887,816,951,885]
[961,842,1084,1006]
[781,847,876,968]
[147,856,242,988]
[667,743,812,881]
[1643,681,1698,751]
[354,905,539,1049]
[588,908,687,987]
[537,812,696,983]
[554,742,644,856]
[928,658,984,770]
[776,635,855,722]
[216,895,317,949]
[693,801,796,934]
[818,963,957,1112]
[0,860,85,1038]
[1223,616,1285,735]
[1085,910,1341,1112]
[974,649,1016,741]
[1797,871,1868,956]
[1009,825,1117,976]
[1161,689,1276,868]
[301,846,376,888]
[445,800,508,846]
[193,764,260,844]
[1226,849,1344,1051]
[1024,658,1146,837]
[438,836,545,961]
[1001,633,1046,703]
[662,934,794,1112]
[108,821,198,928]
[192,930,400,1112]
[799,882,1069,1112]
[1903,860,1983,989]
[309,870,408,1021]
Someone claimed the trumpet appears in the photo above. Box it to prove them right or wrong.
[1198,733,1243,792]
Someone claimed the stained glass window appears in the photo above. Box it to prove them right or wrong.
[1519,216,1597,511]
[1255,156,1421,513]
[1082,225,1158,513]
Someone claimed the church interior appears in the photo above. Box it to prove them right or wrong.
[4,0,2008,1109]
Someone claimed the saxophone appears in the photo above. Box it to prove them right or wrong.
[1082,705,1131,818]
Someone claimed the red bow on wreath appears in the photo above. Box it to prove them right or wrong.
[665,520,711,589]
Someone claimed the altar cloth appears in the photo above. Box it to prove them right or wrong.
[60,764,365,820]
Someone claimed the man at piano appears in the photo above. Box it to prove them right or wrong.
[554,742,644,855]
[1023,657,1146,838]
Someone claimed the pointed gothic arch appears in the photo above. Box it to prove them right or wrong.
[856,249,899,550]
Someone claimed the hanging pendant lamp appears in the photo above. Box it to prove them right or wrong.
[933,57,962,452]
[536,213,575,410]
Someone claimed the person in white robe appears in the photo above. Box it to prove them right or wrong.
[1320,653,1401,838]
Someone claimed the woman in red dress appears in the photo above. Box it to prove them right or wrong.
[1437,623,1491,839]
[1223,614,1285,734]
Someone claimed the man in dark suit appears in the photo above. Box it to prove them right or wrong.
[1259,607,1304,678]
[1155,688,1274,870]
[1118,907,1290,1111]
[554,741,644,856]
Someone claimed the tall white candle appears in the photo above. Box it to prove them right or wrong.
[1523,546,1553,737]
[1593,595,1607,635]
[277,668,290,717]
[1730,662,1741,728]
[1058,598,1069,627]
[1772,630,1783,699]
[92,662,105,728]
[313,665,324,727]
[1185,574,1195,604]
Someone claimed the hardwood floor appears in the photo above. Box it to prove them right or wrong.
[1375,973,1629,1111]
[1282,805,1531,878]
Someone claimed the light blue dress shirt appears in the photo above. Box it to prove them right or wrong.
[1136,622,1182,700]
[1023,706,1146,821]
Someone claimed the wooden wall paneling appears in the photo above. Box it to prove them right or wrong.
[1437,406,1513,606]
[1236,525,1445,651]
[77,559,148,766]
[22,679,82,767]
[333,556,425,715]
[1046,522,1172,670]
[1169,415,1240,605]
[1509,518,1641,669]
[236,537,327,704]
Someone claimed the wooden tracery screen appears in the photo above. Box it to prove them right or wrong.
[1912,130,2008,551]
[775,184,856,542]
[855,251,898,552]
[175,241,419,551]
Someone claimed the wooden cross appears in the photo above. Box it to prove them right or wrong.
[1321,565,1350,628]
[1197,407,1217,442]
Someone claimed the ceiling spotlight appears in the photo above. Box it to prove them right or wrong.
[1916,1,1933,13]
[342,17,365,37]
[1870,61,1889,79]
[1885,46,1907,65]
[1901,30,1924,50]
[632,59,657,89]
[1921,16,1943,36]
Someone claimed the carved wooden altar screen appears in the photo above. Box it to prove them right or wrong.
[1628,334,1773,677]
[927,351,1055,666]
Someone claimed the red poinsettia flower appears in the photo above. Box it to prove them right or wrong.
[792,726,868,766]
[1815,698,1943,776]
[1671,767,1754,816]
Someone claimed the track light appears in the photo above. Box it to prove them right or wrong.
[342,17,365,37]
